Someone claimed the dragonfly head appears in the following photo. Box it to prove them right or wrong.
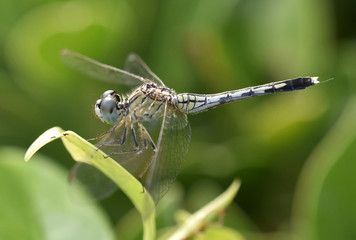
[94,90,123,125]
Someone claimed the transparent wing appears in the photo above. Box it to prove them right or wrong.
[68,97,190,203]
[144,104,191,203]
[61,49,148,87]
[69,162,118,200]
[68,119,154,200]
[125,53,165,86]
[69,98,163,200]
[96,118,157,178]
[69,122,155,200]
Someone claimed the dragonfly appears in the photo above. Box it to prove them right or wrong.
[61,49,319,203]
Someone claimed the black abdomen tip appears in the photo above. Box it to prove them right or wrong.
[290,77,319,90]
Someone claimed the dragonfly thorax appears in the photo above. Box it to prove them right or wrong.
[140,82,176,102]
[114,83,178,122]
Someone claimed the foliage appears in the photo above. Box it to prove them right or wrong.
[24,127,241,239]
[1,0,355,239]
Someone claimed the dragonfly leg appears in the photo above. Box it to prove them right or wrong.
[105,121,141,158]
[88,118,126,143]
[95,124,128,150]
[142,97,158,118]
[113,122,156,181]
[113,122,152,163]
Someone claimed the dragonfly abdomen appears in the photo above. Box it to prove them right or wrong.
[176,77,319,114]
[176,94,207,114]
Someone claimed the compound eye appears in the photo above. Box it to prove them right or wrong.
[95,99,101,109]
[100,98,117,113]
[101,90,116,100]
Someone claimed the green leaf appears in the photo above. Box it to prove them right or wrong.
[292,97,356,239]
[166,180,241,240]
[25,127,156,240]
[0,146,114,240]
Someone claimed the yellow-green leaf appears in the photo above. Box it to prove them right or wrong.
[25,127,156,240]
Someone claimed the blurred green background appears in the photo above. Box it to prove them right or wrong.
[1,0,355,239]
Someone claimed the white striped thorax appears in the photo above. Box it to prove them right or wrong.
[140,82,176,103]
